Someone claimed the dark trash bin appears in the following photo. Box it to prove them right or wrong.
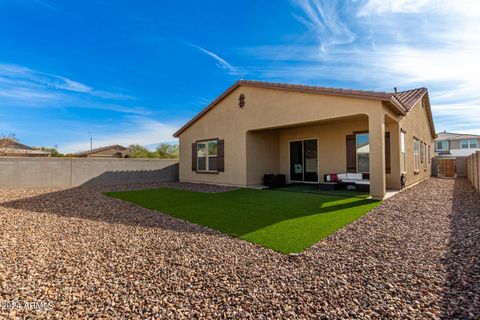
[264,174,286,187]
[275,174,286,187]
[264,174,276,187]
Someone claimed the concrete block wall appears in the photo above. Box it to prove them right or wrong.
[466,151,480,193]
[0,157,179,188]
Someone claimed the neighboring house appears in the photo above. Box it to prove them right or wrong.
[434,131,480,157]
[71,145,130,158]
[174,80,436,200]
[0,139,51,157]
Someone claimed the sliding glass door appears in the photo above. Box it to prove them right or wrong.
[289,139,318,183]
[290,141,303,181]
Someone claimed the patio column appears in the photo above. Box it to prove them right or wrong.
[369,112,386,200]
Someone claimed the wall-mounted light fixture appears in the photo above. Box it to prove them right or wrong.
[239,93,245,108]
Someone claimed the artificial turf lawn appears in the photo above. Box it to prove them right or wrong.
[106,188,381,254]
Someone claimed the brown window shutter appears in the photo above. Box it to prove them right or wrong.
[217,139,225,172]
[420,141,424,163]
[385,132,391,174]
[346,135,356,173]
[191,142,197,171]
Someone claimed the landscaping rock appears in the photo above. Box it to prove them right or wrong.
[0,178,478,318]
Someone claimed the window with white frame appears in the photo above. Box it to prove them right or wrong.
[197,140,217,172]
[461,139,478,149]
[401,131,406,173]
[436,140,448,151]
[414,139,420,172]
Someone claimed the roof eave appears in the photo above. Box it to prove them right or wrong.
[173,82,241,137]
[173,80,393,137]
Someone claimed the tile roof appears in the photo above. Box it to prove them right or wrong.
[237,80,394,100]
[173,80,433,137]
[392,88,427,111]
[0,139,33,150]
[0,139,50,156]
[435,131,480,141]
[72,144,128,156]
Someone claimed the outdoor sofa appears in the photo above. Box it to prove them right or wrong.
[324,173,370,192]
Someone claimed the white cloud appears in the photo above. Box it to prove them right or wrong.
[357,1,480,134]
[0,63,143,114]
[183,41,243,76]
[357,0,432,16]
[0,64,92,93]
[243,0,480,134]
[60,116,179,154]
[292,0,355,54]
[358,0,480,17]
[0,63,135,99]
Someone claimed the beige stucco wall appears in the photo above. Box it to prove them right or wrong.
[398,99,435,186]
[385,118,401,189]
[276,117,368,184]
[177,85,434,198]
[246,130,280,185]
[244,115,402,190]
[178,86,385,188]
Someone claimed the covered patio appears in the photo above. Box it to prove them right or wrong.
[246,113,401,199]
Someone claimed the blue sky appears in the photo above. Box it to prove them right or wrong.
[1,0,479,152]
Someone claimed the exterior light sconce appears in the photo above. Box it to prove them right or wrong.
[239,94,245,108]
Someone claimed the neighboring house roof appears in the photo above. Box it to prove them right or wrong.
[0,139,50,156]
[435,131,480,141]
[173,80,435,138]
[72,144,128,156]
[0,139,33,150]
[357,143,370,154]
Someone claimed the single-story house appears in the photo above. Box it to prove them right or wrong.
[0,139,51,157]
[71,145,130,158]
[173,80,436,199]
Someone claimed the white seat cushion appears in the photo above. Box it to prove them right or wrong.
[355,180,370,185]
[337,173,347,180]
[342,179,357,183]
[346,173,363,180]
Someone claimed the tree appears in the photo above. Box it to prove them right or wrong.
[156,143,179,158]
[128,143,179,158]
[1,133,17,141]
[128,144,156,158]
[34,146,65,157]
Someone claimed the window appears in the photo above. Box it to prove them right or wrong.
[356,133,369,173]
[461,139,478,149]
[414,139,420,172]
[436,140,448,150]
[401,131,406,173]
[428,145,431,164]
[197,140,217,172]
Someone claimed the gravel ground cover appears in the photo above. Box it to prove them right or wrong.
[0,178,479,319]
